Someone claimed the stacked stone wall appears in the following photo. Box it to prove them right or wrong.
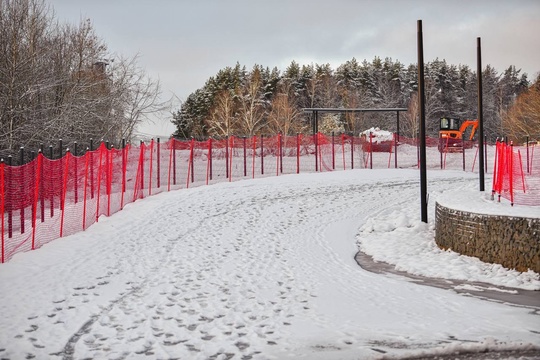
[435,202,540,273]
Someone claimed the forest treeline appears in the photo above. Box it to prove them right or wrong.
[173,58,539,143]
[0,0,166,160]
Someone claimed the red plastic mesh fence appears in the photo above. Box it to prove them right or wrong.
[492,141,540,207]
[2,133,535,263]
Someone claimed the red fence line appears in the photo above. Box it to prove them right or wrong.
[1,133,538,263]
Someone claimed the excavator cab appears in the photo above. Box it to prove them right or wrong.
[439,117,478,152]
[440,117,461,133]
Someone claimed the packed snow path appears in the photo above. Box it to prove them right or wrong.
[0,169,538,360]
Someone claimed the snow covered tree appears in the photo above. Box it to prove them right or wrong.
[318,113,344,135]
[236,65,267,136]
[266,85,306,135]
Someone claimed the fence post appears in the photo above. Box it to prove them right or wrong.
[509,142,514,206]
[491,139,498,200]
[261,135,264,175]
[83,148,89,230]
[149,139,154,195]
[205,139,210,185]
[276,134,280,176]
[31,151,36,231]
[229,137,234,182]
[89,140,94,199]
[209,138,213,181]
[296,133,300,174]
[187,138,194,188]
[191,139,195,184]
[341,134,346,170]
[462,137,466,171]
[168,139,173,190]
[157,138,161,189]
[317,132,323,172]
[122,139,126,205]
[60,149,70,237]
[498,141,506,202]
[224,137,229,179]
[74,142,79,204]
[314,133,318,172]
[243,136,247,177]
[394,132,398,169]
[19,147,25,234]
[96,144,104,222]
[252,136,256,178]
[1,159,4,263]
[7,156,12,238]
[173,138,177,185]
[332,132,335,170]
[279,133,283,174]
[369,132,373,169]
[107,146,113,216]
[351,135,354,170]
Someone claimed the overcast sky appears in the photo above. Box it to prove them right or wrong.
[47,0,540,137]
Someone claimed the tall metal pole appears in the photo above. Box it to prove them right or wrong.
[477,37,485,191]
[417,20,428,223]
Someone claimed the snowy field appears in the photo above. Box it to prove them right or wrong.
[0,168,539,359]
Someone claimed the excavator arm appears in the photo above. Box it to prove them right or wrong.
[459,120,479,140]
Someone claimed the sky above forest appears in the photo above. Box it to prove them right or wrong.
[47,0,540,137]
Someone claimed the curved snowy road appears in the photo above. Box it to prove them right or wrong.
[0,169,538,359]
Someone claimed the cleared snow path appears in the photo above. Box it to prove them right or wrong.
[0,169,538,360]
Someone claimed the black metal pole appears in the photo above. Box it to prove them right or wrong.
[173,138,177,185]
[477,37,485,191]
[314,133,318,172]
[279,133,283,174]
[261,135,264,175]
[243,136,247,177]
[395,111,399,169]
[208,138,212,181]
[7,156,12,238]
[332,132,335,170]
[74,142,78,204]
[39,151,44,222]
[351,135,354,170]
[440,136,443,169]
[122,139,126,193]
[225,137,229,179]
[19,147,25,233]
[157,138,161,188]
[462,137,466,171]
[418,20,428,223]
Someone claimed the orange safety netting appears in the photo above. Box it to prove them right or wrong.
[2,133,522,263]
[492,140,540,207]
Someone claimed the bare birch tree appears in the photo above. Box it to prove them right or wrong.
[207,89,237,137]
[237,66,266,136]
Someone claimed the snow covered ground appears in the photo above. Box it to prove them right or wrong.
[0,169,539,359]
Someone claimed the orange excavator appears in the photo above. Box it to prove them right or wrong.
[438,117,479,152]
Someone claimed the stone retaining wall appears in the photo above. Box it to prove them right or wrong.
[435,202,540,273]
